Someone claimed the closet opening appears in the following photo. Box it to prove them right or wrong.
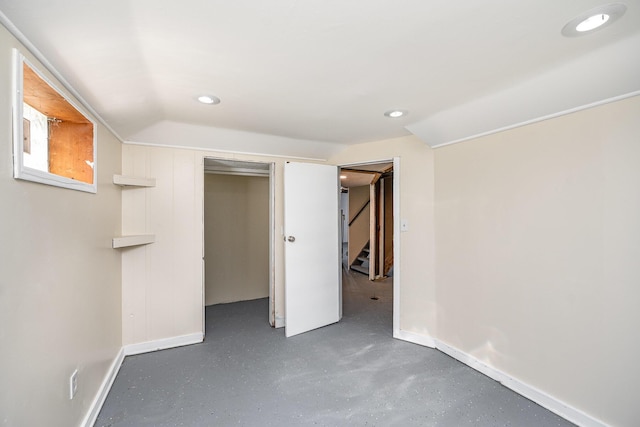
[202,158,275,335]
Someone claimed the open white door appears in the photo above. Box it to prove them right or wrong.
[284,162,341,337]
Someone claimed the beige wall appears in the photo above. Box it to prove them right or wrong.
[347,185,370,223]
[330,137,437,339]
[0,26,122,426]
[204,174,269,305]
[434,95,640,427]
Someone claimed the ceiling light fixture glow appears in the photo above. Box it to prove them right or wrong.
[197,95,221,105]
[576,14,610,32]
[384,109,408,118]
[340,175,347,179]
[562,3,626,37]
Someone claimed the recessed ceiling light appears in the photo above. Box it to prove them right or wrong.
[562,3,626,37]
[576,14,610,32]
[384,109,408,118]
[197,95,221,105]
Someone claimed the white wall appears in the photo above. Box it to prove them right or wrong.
[204,173,269,305]
[0,25,122,426]
[434,95,640,427]
[330,137,437,340]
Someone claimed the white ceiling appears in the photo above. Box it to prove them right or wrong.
[1,1,639,153]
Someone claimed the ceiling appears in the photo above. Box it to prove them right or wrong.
[341,162,393,188]
[1,1,639,153]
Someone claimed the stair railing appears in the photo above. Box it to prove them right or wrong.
[348,200,370,227]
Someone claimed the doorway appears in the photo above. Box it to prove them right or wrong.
[203,158,275,334]
[201,158,399,339]
[339,159,399,335]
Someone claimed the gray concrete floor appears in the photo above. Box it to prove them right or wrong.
[95,271,574,426]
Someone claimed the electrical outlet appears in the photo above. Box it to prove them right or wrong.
[69,369,78,399]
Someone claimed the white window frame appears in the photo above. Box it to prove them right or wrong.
[12,49,98,194]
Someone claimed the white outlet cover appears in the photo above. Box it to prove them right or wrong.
[401,219,409,232]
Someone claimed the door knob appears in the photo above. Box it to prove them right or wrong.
[287,236,296,242]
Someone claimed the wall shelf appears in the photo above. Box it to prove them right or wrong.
[113,175,156,187]
[112,235,155,249]
[113,175,155,248]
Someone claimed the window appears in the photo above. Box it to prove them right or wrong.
[12,50,97,193]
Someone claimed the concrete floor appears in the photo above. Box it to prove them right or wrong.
[95,272,574,426]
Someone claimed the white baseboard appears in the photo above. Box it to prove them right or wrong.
[80,333,204,426]
[81,347,125,427]
[434,340,608,427]
[394,329,436,348]
[124,332,204,356]
[81,332,605,427]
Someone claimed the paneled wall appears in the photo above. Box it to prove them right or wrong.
[121,144,326,339]
[121,145,204,345]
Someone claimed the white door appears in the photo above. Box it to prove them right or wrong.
[284,162,341,337]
